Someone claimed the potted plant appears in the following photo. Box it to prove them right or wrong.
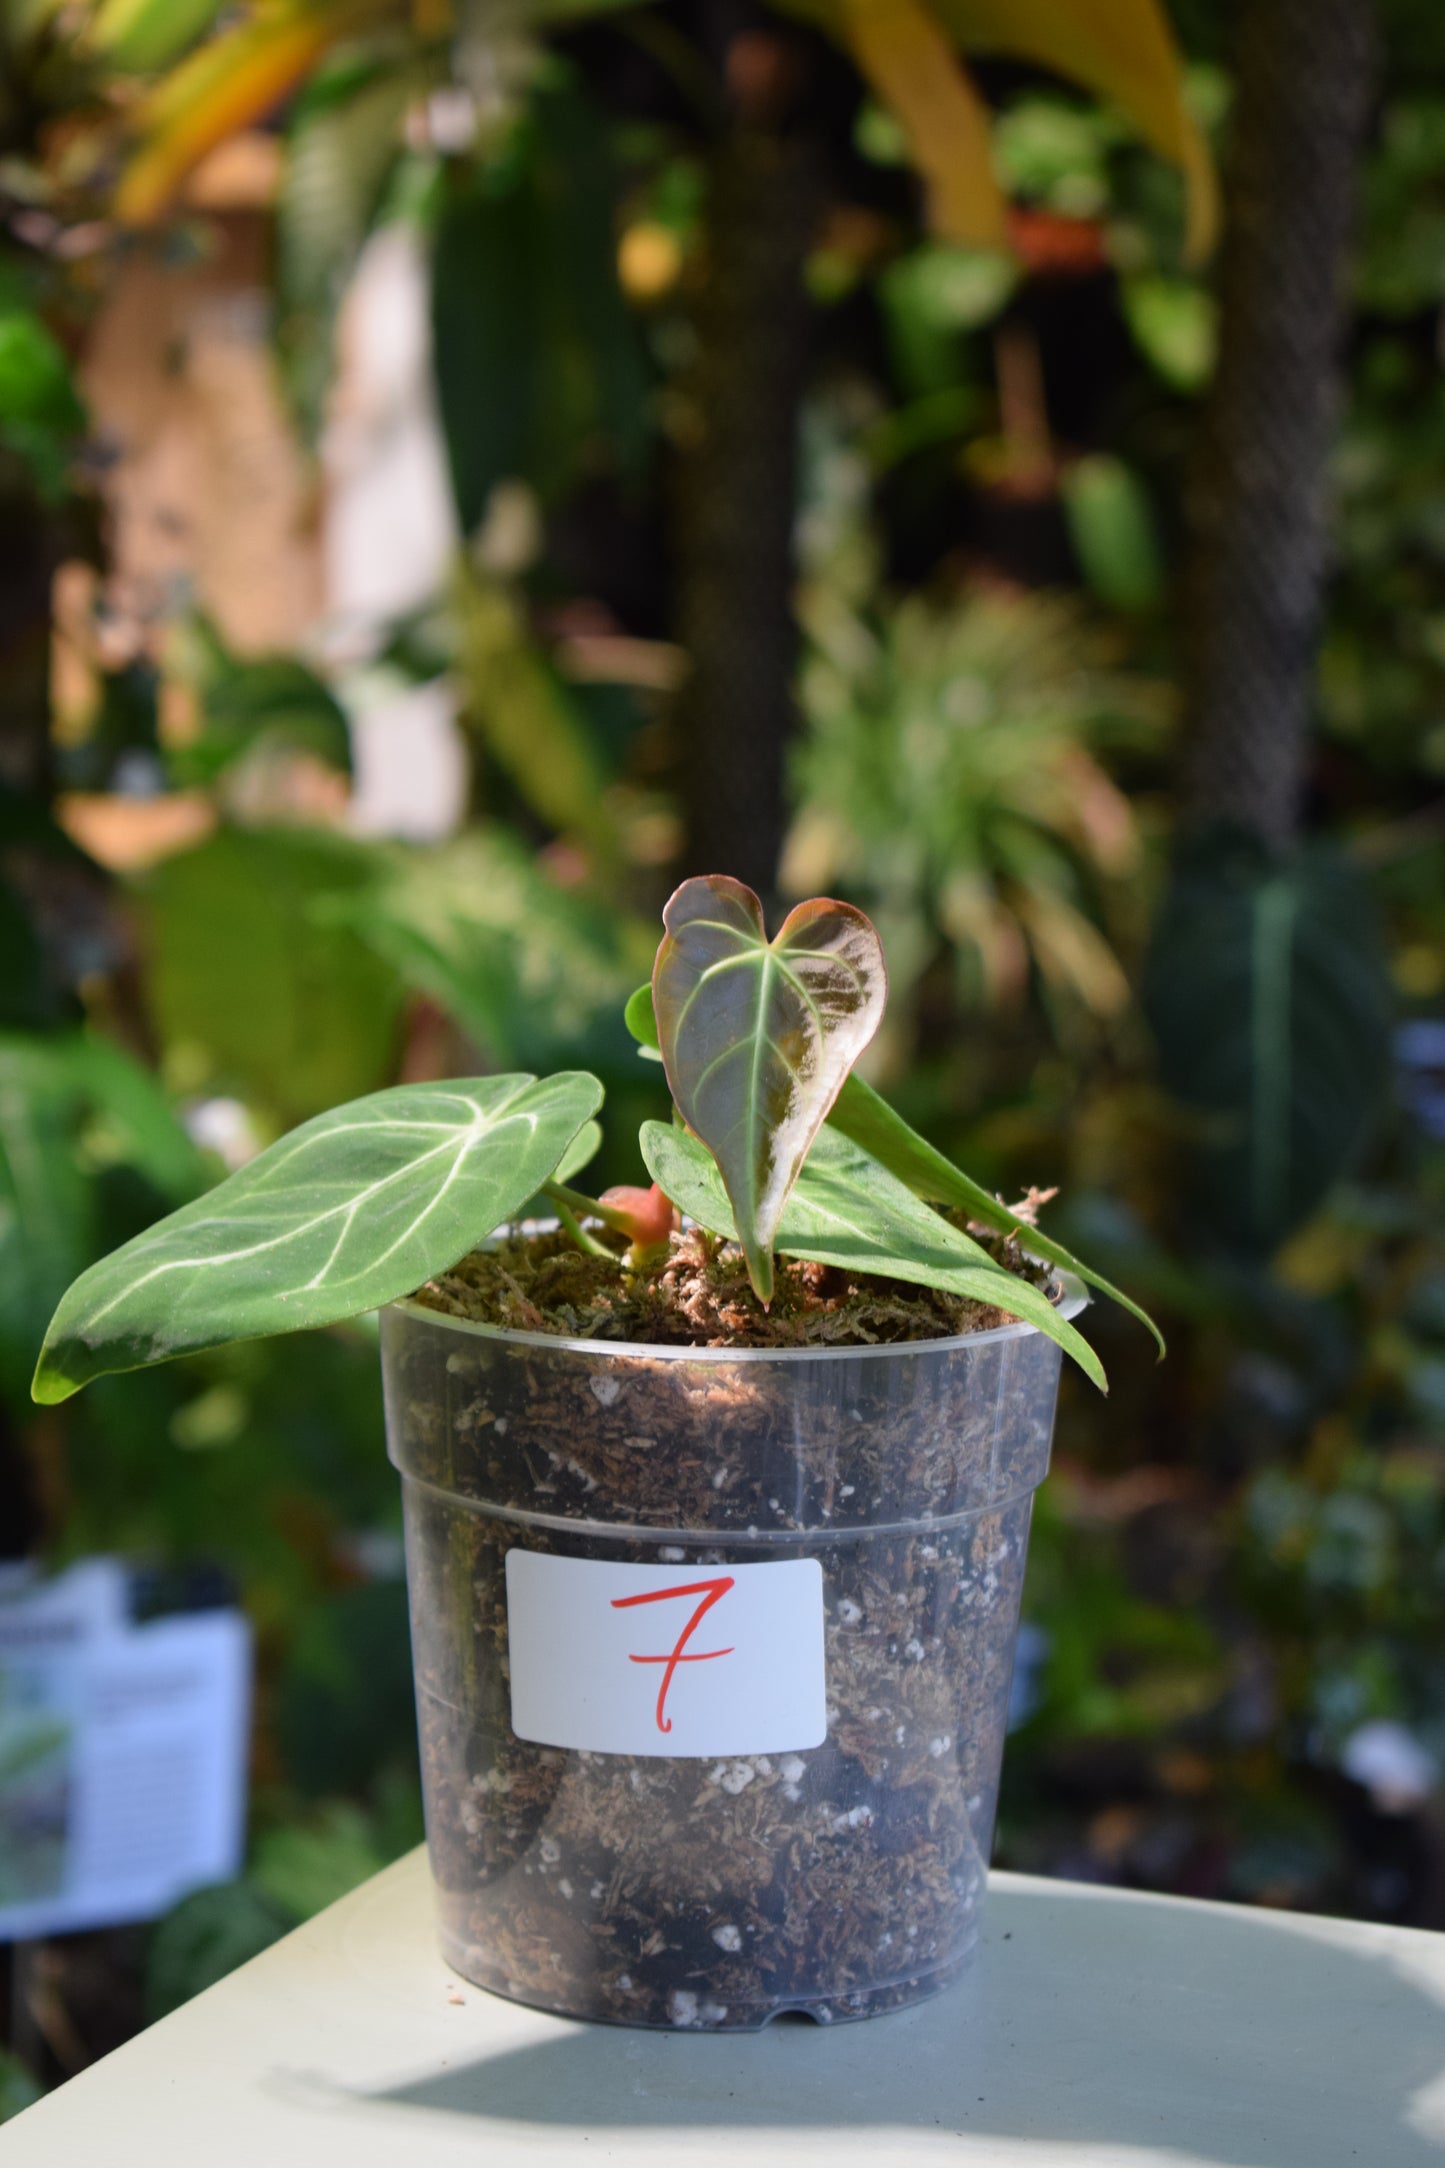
[34,875,1158,2029]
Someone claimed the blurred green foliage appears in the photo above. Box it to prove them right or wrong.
[2,0,1444,2104]
[431,74,647,531]
[0,296,85,504]
[141,828,403,1128]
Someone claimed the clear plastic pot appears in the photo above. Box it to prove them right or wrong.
[381,1287,1079,2030]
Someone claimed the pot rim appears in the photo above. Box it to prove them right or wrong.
[386,1273,1088,1367]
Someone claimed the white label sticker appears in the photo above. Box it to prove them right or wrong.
[505,1551,827,1759]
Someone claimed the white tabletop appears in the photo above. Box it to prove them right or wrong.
[5,1847,1444,2167]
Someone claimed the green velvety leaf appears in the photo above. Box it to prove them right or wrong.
[641,1121,1104,1389]
[1144,832,1392,1252]
[652,876,887,1302]
[32,1072,603,1403]
[829,1071,1162,1357]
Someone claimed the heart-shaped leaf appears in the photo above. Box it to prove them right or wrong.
[640,1121,1104,1389]
[32,1072,603,1403]
[652,876,887,1302]
[829,1072,1164,1357]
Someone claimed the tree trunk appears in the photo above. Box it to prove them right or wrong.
[674,87,820,899]
[1181,0,1376,849]
[0,457,56,802]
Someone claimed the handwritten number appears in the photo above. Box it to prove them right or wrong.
[611,1577,736,1733]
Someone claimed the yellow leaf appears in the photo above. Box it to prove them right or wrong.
[831,0,1004,248]
[932,0,1217,259]
[114,1,376,225]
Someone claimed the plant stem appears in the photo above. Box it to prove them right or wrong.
[544,1188,619,1263]
[544,1180,636,1236]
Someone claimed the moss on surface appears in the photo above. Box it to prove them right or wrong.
[414,1220,1055,1350]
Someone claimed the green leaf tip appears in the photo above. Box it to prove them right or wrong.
[829,1073,1162,1360]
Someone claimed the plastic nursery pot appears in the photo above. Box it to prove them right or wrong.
[381,1284,1082,2031]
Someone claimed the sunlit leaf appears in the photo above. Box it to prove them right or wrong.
[641,1120,1104,1387]
[652,876,887,1302]
[32,1071,603,1402]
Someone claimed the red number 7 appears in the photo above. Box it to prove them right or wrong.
[611,1577,736,1735]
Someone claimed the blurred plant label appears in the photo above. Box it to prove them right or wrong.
[0,1558,250,1939]
[505,1552,826,1758]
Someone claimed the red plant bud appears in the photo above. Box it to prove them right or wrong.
[598,1182,676,1249]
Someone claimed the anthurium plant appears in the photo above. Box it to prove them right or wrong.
[32,875,1159,1404]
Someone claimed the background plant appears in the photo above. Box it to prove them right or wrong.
[3,0,1444,2115]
